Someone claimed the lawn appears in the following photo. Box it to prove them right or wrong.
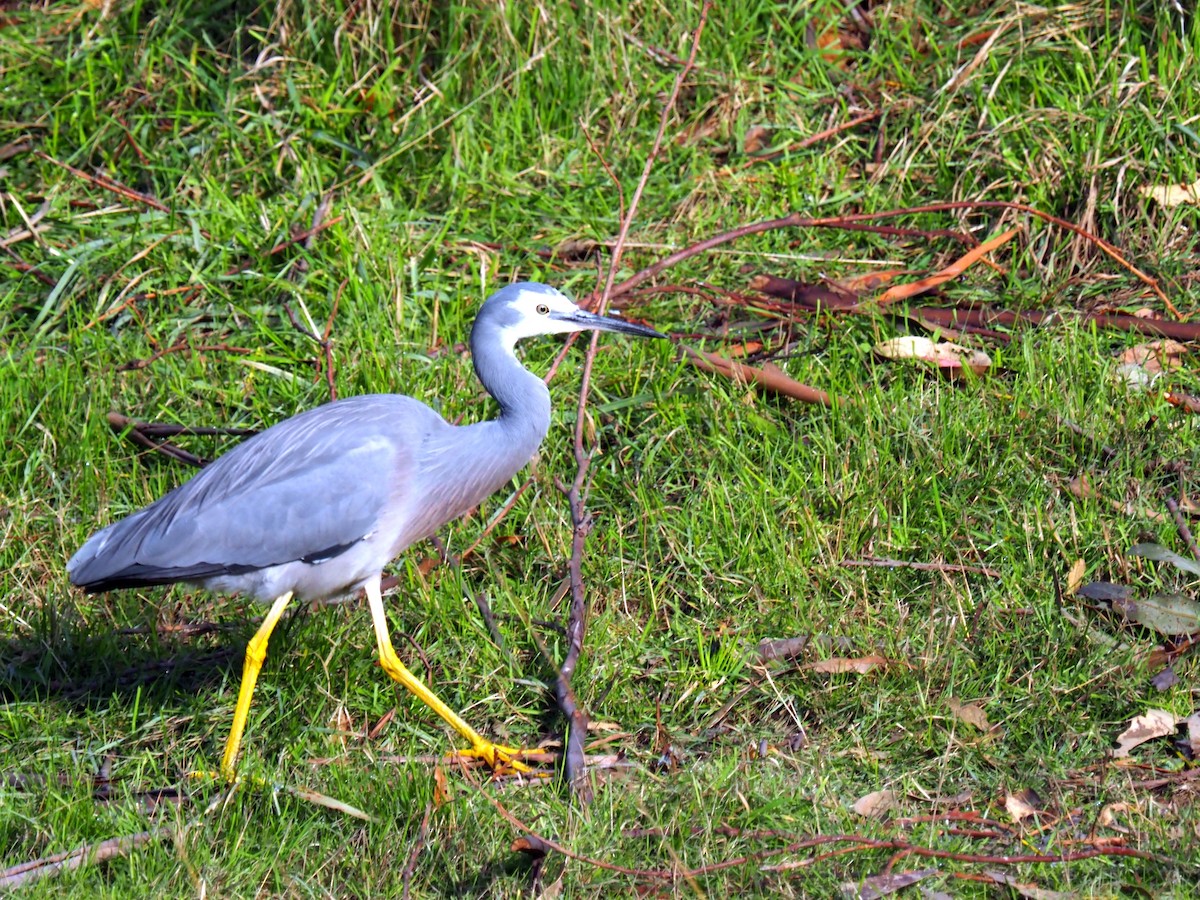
[2,0,1198,895]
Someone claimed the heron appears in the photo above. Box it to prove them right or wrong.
[67,282,664,778]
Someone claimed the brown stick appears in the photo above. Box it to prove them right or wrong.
[680,345,838,406]
[741,110,881,167]
[554,1,711,802]
[34,150,170,213]
[0,828,168,890]
[610,201,1171,313]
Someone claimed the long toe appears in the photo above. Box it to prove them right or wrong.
[452,740,544,776]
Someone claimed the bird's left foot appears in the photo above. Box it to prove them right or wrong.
[451,740,546,776]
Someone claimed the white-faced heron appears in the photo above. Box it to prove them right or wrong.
[67,282,664,778]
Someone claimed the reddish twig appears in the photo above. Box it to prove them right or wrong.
[34,150,170,213]
[551,1,711,802]
[839,556,1001,578]
[741,110,881,167]
[400,803,433,900]
[610,201,1172,314]
[1165,497,1200,562]
[0,828,169,890]
[107,410,257,468]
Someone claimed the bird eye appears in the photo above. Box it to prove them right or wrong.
[536,304,550,315]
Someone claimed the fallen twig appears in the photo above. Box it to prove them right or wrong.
[1165,497,1200,564]
[106,410,256,468]
[839,556,1001,578]
[34,150,170,213]
[0,827,169,891]
[610,201,1172,315]
[401,803,434,900]
[554,0,711,802]
[681,345,839,406]
[741,110,881,167]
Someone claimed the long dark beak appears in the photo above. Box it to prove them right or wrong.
[553,308,666,340]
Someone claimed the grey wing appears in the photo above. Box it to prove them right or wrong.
[67,395,436,592]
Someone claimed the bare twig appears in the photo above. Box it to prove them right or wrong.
[0,827,169,890]
[106,410,257,468]
[609,201,1172,313]
[839,556,1001,578]
[1165,497,1200,562]
[741,110,881,167]
[34,150,170,213]
[553,1,711,802]
[401,803,433,900]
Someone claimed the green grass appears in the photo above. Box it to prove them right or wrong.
[3,0,1199,895]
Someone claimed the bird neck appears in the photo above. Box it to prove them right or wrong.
[471,330,552,448]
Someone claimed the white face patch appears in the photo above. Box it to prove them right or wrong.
[497,287,587,347]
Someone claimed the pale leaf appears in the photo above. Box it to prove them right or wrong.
[852,789,898,818]
[1112,709,1180,757]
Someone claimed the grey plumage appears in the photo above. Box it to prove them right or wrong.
[66,281,664,776]
[68,283,659,598]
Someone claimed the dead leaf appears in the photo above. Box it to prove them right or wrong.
[1066,474,1098,500]
[743,125,771,155]
[1128,542,1200,576]
[1118,339,1187,373]
[838,867,938,898]
[328,704,354,751]
[1097,801,1133,832]
[852,789,899,818]
[872,335,992,378]
[948,697,992,732]
[1112,592,1200,636]
[1076,581,1132,602]
[757,635,811,661]
[837,269,908,293]
[683,346,838,406]
[1066,559,1085,595]
[1150,666,1179,691]
[877,227,1018,305]
[1004,787,1043,822]
[1186,713,1200,759]
[1140,180,1200,207]
[1112,709,1180,757]
[433,764,452,806]
[806,654,887,674]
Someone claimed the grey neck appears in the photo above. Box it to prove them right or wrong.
[470,323,552,449]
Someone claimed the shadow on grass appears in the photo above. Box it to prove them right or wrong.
[0,627,241,710]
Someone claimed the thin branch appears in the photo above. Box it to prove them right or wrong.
[609,201,1172,313]
[554,0,711,802]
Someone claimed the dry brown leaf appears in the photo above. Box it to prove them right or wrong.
[743,125,770,155]
[1186,712,1200,758]
[806,654,887,674]
[1004,787,1043,822]
[328,704,354,751]
[1066,474,1098,500]
[1140,180,1200,207]
[433,764,452,806]
[852,789,898,818]
[1096,801,1133,832]
[873,335,992,378]
[1118,339,1188,373]
[948,697,992,732]
[1066,559,1086,595]
[878,227,1018,304]
[1112,709,1180,757]
[837,269,908,293]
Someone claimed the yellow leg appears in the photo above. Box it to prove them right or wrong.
[221,590,294,780]
[364,578,534,773]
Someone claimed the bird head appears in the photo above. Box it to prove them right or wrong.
[482,282,664,343]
